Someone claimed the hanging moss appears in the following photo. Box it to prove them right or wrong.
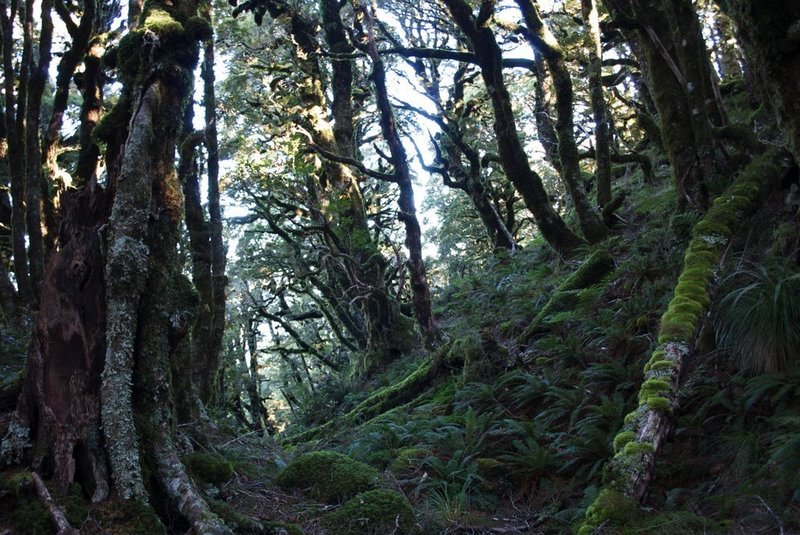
[274,451,382,503]
[321,489,416,535]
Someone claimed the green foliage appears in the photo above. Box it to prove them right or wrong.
[274,451,382,503]
[322,489,416,534]
[714,258,800,373]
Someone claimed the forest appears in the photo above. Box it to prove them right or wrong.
[0,0,799,532]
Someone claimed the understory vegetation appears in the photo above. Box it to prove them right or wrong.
[1,0,800,533]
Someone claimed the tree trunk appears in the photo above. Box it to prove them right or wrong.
[204,31,228,407]
[1,3,34,305]
[356,1,439,346]
[516,0,608,242]
[443,0,585,257]
[24,0,52,302]
[19,3,230,531]
[17,187,111,501]
[718,0,800,164]
[581,0,613,209]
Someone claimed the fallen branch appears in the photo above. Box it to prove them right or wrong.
[518,250,616,343]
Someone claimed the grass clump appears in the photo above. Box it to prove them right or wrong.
[275,451,382,503]
[714,258,800,373]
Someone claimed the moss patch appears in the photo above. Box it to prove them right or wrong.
[275,451,382,503]
[322,489,416,534]
[184,451,234,485]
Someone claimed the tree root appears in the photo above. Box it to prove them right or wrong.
[31,472,79,535]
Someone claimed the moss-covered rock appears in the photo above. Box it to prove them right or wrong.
[184,452,234,485]
[321,489,416,534]
[274,451,382,503]
[388,447,431,478]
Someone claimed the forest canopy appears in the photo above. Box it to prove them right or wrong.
[1,0,799,533]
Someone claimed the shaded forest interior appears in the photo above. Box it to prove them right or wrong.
[1,0,800,533]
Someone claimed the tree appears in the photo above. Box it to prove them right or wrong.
[15,2,230,531]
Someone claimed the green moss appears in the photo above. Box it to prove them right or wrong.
[120,499,167,534]
[693,219,731,238]
[94,97,132,143]
[185,16,213,41]
[388,447,431,477]
[646,396,671,412]
[208,498,264,533]
[322,489,416,534]
[613,431,636,453]
[580,489,638,534]
[638,378,670,403]
[275,451,382,503]
[141,8,183,34]
[64,483,89,527]
[645,359,674,373]
[447,334,483,366]
[657,310,697,343]
[622,441,655,456]
[184,452,234,485]
[116,31,144,81]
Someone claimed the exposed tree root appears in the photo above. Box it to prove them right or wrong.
[31,472,79,535]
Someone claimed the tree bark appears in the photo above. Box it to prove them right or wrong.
[718,0,800,164]
[17,186,111,501]
[1,2,34,304]
[24,0,54,303]
[580,149,788,532]
[355,1,439,346]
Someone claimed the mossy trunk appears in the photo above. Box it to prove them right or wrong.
[357,2,439,347]
[580,149,790,533]
[19,1,229,531]
[718,0,800,164]
[518,249,615,343]
[581,0,613,209]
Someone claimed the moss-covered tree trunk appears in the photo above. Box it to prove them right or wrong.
[516,0,609,242]
[581,0,613,209]
[580,149,790,534]
[356,1,440,346]
[18,2,230,531]
[718,0,800,164]
[626,0,722,211]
